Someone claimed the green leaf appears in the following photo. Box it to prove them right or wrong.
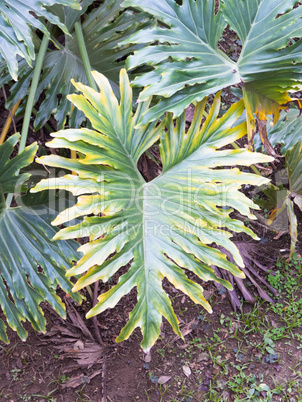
[0,135,82,344]
[32,69,273,351]
[257,140,302,257]
[122,0,239,123]
[0,0,80,80]
[287,141,302,197]
[286,141,302,256]
[265,109,302,155]
[0,206,82,343]
[121,0,302,132]
[4,0,151,130]
[0,133,37,194]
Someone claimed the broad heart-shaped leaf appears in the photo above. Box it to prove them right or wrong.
[0,0,80,80]
[3,0,151,131]
[32,69,273,351]
[121,0,302,131]
[0,135,82,344]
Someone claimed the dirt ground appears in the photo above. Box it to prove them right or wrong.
[1,237,302,401]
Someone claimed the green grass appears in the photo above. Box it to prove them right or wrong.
[141,255,302,401]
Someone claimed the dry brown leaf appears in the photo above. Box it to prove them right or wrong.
[62,369,102,389]
[158,376,171,385]
[145,352,151,363]
[182,365,191,377]
[178,343,190,350]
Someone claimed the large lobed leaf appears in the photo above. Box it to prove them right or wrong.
[3,0,151,131]
[0,134,82,344]
[121,0,302,139]
[0,0,80,80]
[32,69,273,351]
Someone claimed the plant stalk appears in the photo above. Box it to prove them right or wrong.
[75,22,104,346]
[0,100,21,145]
[93,280,104,346]
[75,21,97,91]
[6,34,49,207]
[19,35,49,153]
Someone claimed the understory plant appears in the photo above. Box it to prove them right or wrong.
[32,69,272,351]
[0,0,80,79]
[0,0,301,351]
[122,0,302,148]
[1,0,150,130]
[255,109,302,257]
[0,134,81,343]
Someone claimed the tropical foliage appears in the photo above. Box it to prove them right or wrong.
[0,134,82,343]
[32,70,272,351]
[0,0,301,350]
[1,0,150,130]
[0,0,80,80]
[122,0,302,144]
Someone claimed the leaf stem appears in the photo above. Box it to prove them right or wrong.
[75,21,97,91]
[19,34,49,153]
[0,100,21,145]
[74,23,103,344]
[92,280,104,346]
[74,21,97,176]
[6,34,49,207]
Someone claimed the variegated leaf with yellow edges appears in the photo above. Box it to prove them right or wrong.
[32,69,273,351]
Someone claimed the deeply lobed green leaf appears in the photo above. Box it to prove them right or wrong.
[0,135,82,344]
[0,0,80,79]
[121,0,302,135]
[32,69,273,351]
[3,0,152,130]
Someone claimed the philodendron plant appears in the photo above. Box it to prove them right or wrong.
[2,0,151,130]
[121,0,302,147]
[0,0,80,80]
[0,134,82,343]
[32,69,273,351]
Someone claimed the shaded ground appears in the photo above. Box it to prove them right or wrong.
[1,247,302,401]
